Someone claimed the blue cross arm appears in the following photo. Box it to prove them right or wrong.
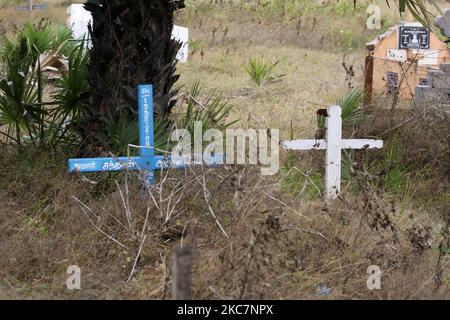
[68,153,225,173]
[68,156,150,173]
[155,153,225,170]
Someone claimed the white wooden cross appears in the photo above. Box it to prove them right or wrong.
[282,105,383,201]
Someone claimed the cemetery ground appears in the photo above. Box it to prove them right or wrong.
[0,1,449,299]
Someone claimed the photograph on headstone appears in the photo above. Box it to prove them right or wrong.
[0,0,448,306]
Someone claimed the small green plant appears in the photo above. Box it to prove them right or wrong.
[318,88,364,129]
[100,80,237,156]
[182,80,237,139]
[189,38,203,55]
[0,36,45,145]
[338,88,364,123]
[341,139,415,194]
[104,115,139,155]
[334,0,361,17]
[48,40,90,147]
[103,115,171,156]
[371,139,414,193]
[281,165,324,199]
[281,122,323,199]
[244,57,282,86]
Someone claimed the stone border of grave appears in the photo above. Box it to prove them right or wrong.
[415,62,450,105]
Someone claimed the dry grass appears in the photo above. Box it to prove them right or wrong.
[0,3,67,38]
[178,45,361,138]
[0,145,447,299]
[0,0,448,300]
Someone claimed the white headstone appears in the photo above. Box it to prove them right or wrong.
[172,25,189,63]
[67,4,92,40]
[66,4,188,62]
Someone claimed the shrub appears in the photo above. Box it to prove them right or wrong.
[99,80,236,157]
[245,57,282,86]
[181,80,237,140]
[317,88,364,129]
[0,21,89,148]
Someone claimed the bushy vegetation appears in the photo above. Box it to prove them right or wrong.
[0,21,88,148]
[0,21,235,156]
[0,0,448,300]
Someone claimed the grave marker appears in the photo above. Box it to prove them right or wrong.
[172,25,189,63]
[364,22,450,103]
[68,84,222,187]
[67,4,92,42]
[282,105,383,201]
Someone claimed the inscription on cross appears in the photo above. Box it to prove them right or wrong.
[68,84,222,187]
[282,105,384,200]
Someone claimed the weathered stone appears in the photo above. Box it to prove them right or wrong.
[430,75,450,89]
[415,85,450,104]
[428,69,444,77]
[415,85,432,104]
[408,13,450,104]
[439,62,450,73]
[436,10,450,38]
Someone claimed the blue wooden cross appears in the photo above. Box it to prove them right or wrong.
[68,84,222,187]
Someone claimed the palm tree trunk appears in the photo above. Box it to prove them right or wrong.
[80,0,185,151]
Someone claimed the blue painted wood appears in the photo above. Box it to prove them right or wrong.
[138,85,155,187]
[68,84,224,187]
[68,153,224,173]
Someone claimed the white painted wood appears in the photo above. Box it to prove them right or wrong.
[341,139,384,149]
[172,25,189,63]
[67,4,92,42]
[283,139,383,151]
[325,105,342,200]
[282,139,326,150]
[282,105,384,201]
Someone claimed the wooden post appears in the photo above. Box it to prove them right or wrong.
[325,105,342,201]
[172,246,192,300]
[364,45,375,105]
[28,0,33,18]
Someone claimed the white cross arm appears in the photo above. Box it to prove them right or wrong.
[282,140,326,150]
[282,139,383,150]
[341,139,383,149]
